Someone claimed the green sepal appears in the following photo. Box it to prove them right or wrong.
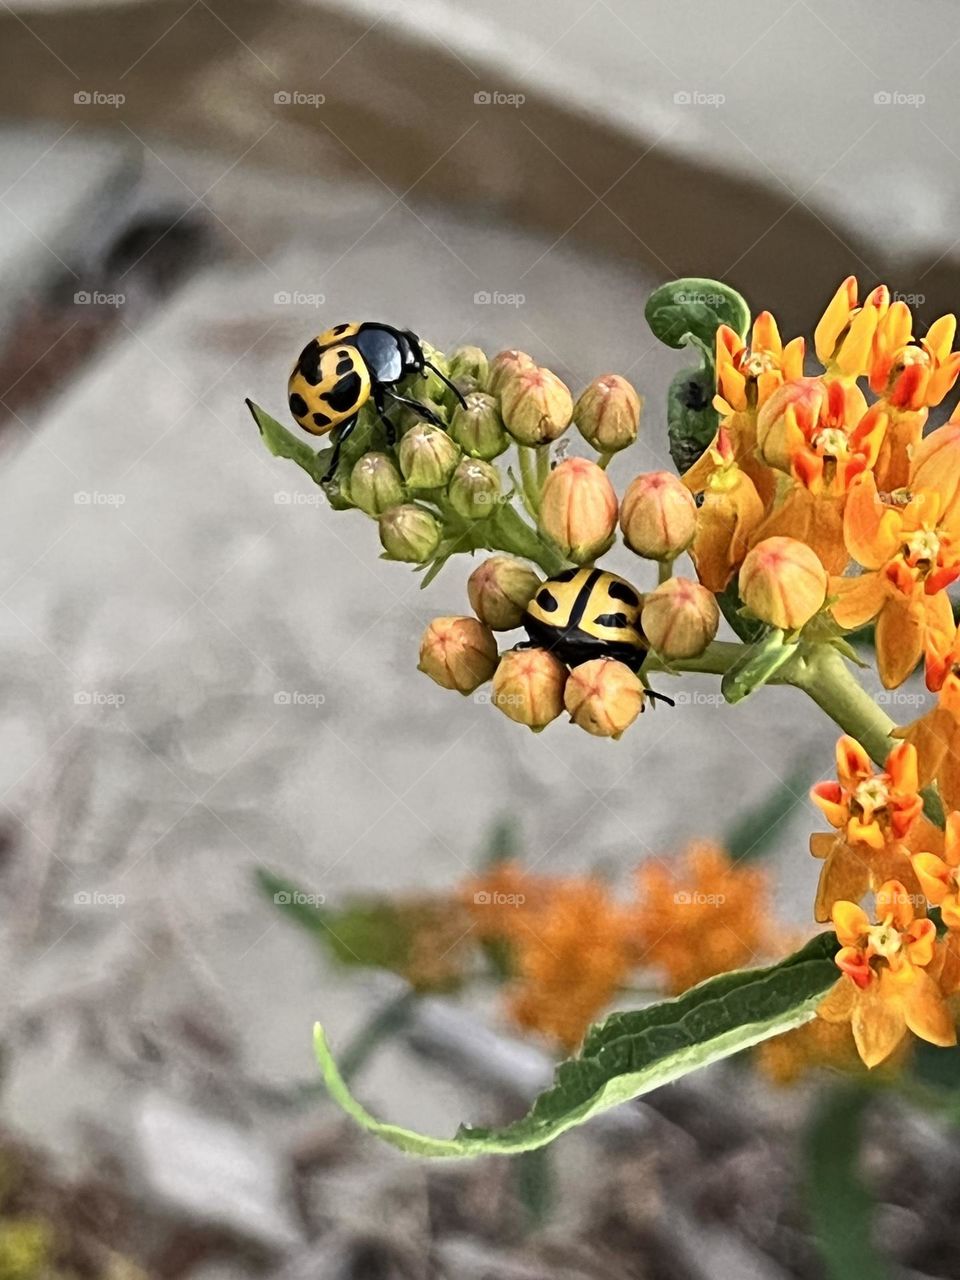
[715,578,765,643]
[313,932,839,1158]
[645,277,750,352]
[721,629,796,704]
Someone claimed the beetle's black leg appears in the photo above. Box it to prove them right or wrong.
[372,386,398,445]
[425,359,468,408]
[322,415,357,482]
[385,391,446,429]
[644,689,676,709]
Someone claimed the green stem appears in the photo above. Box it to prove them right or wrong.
[596,450,614,471]
[783,645,944,827]
[517,447,542,518]
[536,445,551,489]
[644,640,746,677]
[657,557,674,585]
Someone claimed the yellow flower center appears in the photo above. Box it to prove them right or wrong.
[853,777,889,819]
[867,921,903,960]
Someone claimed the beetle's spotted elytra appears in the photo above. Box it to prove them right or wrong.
[287,321,466,480]
[522,567,647,670]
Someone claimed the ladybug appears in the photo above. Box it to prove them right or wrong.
[287,322,466,479]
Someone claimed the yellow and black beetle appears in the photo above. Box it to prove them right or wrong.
[522,567,674,705]
[288,322,466,479]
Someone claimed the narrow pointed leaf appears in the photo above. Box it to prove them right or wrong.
[314,932,839,1158]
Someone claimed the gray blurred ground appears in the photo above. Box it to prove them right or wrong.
[0,3,958,1277]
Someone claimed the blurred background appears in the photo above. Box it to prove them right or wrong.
[1,2,960,1277]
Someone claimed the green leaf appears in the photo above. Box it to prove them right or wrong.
[666,365,720,474]
[804,1084,890,1280]
[314,931,839,1158]
[246,399,328,486]
[645,277,750,352]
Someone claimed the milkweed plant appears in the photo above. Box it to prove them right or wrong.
[247,275,960,1158]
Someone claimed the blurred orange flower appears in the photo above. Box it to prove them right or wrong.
[630,842,773,993]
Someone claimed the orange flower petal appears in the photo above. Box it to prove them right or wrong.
[830,571,889,630]
[832,899,871,946]
[902,966,957,1048]
[876,591,925,689]
[836,735,872,788]
[851,978,906,1067]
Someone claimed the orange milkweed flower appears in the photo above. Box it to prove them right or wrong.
[630,842,773,994]
[812,736,921,850]
[810,736,922,921]
[818,880,955,1068]
[896,621,960,813]
[463,863,635,1051]
[831,473,958,688]
[815,277,889,379]
[869,304,960,412]
[784,379,885,497]
[912,811,960,929]
[686,427,765,592]
[714,312,805,417]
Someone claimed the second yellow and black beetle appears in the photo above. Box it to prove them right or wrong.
[288,321,466,479]
[522,567,674,705]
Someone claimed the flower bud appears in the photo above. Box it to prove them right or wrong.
[538,456,618,564]
[641,577,719,660]
[447,345,490,388]
[487,349,536,396]
[398,422,460,490]
[738,536,827,630]
[563,658,644,738]
[573,374,642,453]
[378,504,441,563]
[348,451,405,516]
[467,555,541,631]
[619,471,697,560]
[418,615,499,694]
[492,647,567,731]
[447,458,502,520]
[448,391,509,460]
[500,367,573,445]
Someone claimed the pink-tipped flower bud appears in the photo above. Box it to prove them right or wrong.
[487,349,536,396]
[538,456,618,564]
[468,555,541,631]
[573,374,642,453]
[738,536,827,630]
[449,391,508,460]
[398,422,460,490]
[492,647,568,731]
[563,658,645,738]
[447,458,502,520]
[418,616,499,694]
[378,504,442,563]
[641,577,719,660]
[348,451,406,517]
[620,471,697,560]
[500,367,574,446]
